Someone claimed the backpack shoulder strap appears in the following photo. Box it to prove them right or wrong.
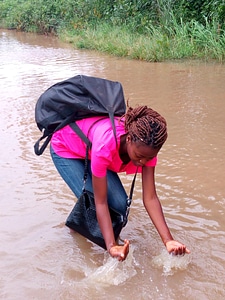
[69,122,92,148]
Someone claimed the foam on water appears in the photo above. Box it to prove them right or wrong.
[151,249,192,275]
[83,246,137,286]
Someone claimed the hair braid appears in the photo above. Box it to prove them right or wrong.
[123,105,167,149]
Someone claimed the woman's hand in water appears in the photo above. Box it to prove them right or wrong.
[165,240,191,255]
[108,239,130,261]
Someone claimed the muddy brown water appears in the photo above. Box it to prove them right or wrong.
[0,29,225,300]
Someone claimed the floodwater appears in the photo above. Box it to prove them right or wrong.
[0,29,225,300]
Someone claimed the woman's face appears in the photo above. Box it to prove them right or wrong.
[126,135,159,167]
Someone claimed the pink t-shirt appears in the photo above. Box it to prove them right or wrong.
[51,116,157,177]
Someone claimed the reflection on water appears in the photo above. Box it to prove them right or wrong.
[0,29,225,300]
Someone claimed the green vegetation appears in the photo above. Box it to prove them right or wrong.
[0,0,224,62]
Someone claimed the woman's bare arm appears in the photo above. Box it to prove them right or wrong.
[92,175,129,260]
[142,166,190,255]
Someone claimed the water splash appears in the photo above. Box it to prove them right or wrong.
[83,246,137,286]
[151,249,191,276]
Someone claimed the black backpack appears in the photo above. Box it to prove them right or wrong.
[34,75,126,155]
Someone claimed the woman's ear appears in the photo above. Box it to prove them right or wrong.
[126,134,131,143]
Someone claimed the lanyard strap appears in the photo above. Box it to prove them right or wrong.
[123,168,138,226]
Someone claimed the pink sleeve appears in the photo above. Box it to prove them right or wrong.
[145,156,157,167]
[90,129,116,177]
[91,145,113,177]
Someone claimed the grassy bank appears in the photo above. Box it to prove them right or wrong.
[0,0,224,62]
[60,21,225,62]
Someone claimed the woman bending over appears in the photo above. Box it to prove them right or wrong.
[50,105,190,261]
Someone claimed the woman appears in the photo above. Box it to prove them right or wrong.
[50,105,190,261]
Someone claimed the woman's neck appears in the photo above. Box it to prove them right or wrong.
[119,134,130,164]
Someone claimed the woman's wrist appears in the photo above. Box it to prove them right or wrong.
[163,238,174,246]
[107,242,116,253]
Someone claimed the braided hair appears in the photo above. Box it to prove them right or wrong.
[123,105,167,149]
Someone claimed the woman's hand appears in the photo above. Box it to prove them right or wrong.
[165,240,191,255]
[108,239,130,261]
